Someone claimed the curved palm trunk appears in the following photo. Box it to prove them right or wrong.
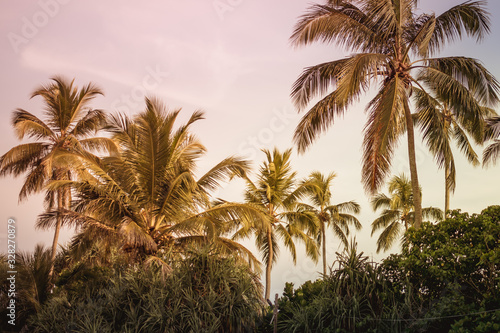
[265,227,273,301]
[321,221,327,276]
[404,101,423,228]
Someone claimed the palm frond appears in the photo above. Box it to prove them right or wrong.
[371,193,391,211]
[371,209,400,235]
[78,137,119,156]
[427,1,490,55]
[0,143,50,177]
[483,140,500,166]
[375,220,401,253]
[70,109,107,137]
[197,156,250,192]
[293,89,349,153]
[451,122,480,166]
[362,76,406,194]
[11,109,55,140]
[422,207,444,221]
[291,59,348,110]
[119,217,158,254]
[290,2,379,51]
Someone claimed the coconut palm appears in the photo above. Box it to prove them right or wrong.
[483,116,500,166]
[290,0,499,229]
[371,174,442,252]
[414,88,496,217]
[301,171,361,275]
[38,97,263,270]
[239,148,319,300]
[0,77,115,275]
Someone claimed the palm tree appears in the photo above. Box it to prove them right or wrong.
[290,0,499,229]
[301,171,361,275]
[38,97,263,269]
[414,89,496,217]
[240,148,319,300]
[0,77,115,275]
[371,174,442,252]
[483,116,500,166]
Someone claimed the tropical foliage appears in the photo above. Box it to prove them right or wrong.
[240,148,319,300]
[0,77,114,273]
[383,205,500,332]
[290,0,499,228]
[483,116,500,166]
[371,173,442,252]
[38,97,263,268]
[300,171,361,275]
[263,206,500,332]
[0,245,58,331]
[414,83,496,216]
[28,246,265,333]
[2,0,500,328]
[275,242,406,333]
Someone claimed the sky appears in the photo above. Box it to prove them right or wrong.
[1,0,500,297]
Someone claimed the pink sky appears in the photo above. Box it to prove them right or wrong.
[1,0,500,296]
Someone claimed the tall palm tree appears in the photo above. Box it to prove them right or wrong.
[0,77,115,274]
[483,116,500,166]
[240,148,319,300]
[414,88,496,217]
[371,174,442,252]
[38,97,263,269]
[290,0,499,229]
[301,171,361,275]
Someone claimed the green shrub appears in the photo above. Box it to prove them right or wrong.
[29,246,265,332]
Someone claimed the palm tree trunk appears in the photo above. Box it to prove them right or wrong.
[265,227,273,301]
[49,188,63,279]
[444,109,451,218]
[321,222,327,276]
[444,162,450,217]
[404,101,423,228]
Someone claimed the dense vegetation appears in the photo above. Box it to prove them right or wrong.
[1,0,500,332]
[272,206,500,332]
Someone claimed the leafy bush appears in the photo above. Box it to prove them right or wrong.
[382,206,500,332]
[277,242,406,333]
[29,246,265,332]
[277,206,500,332]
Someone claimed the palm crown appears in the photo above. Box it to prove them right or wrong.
[242,148,319,300]
[371,173,442,252]
[0,77,114,273]
[38,97,263,269]
[290,0,499,228]
[414,86,496,216]
[300,171,361,275]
